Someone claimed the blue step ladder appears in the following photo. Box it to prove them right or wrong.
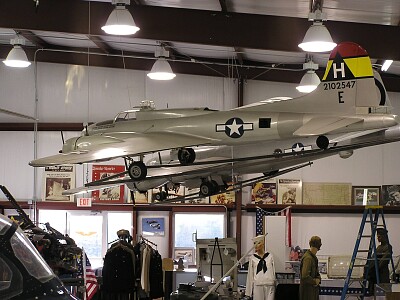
[340,206,395,299]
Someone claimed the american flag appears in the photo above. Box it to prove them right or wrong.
[256,206,292,247]
[77,250,98,300]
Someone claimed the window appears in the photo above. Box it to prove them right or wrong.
[38,209,132,269]
[174,213,226,249]
[259,118,271,128]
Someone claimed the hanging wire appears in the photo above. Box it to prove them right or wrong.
[121,49,133,108]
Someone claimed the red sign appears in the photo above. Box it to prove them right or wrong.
[77,197,92,207]
[91,165,125,203]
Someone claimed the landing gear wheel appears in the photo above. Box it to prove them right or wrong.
[211,180,220,193]
[155,191,168,201]
[178,148,196,165]
[316,135,329,150]
[128,161,147,180]
[200,181,215,197]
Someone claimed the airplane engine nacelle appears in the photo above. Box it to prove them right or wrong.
[339,150,353,159]
[126,179,169,193]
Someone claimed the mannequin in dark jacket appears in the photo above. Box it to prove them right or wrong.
[367,228,392,293]
[299,236,322,300]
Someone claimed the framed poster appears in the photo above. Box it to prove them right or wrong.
[142,217,165,236]
[302,182,352,205]
[352,186,380,205]
[381,185,400,206]
[318,258,328,279]
[174,248,194,264]
[43,165,75,202]
[91,165,125,203]
[277,179,302,204]
[251,181,277,204]
[210,183,235,205]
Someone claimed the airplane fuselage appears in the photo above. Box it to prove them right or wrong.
[68,110,397,153]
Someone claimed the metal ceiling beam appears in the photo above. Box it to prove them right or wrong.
[17,30,50,49]
[1,0,400,61]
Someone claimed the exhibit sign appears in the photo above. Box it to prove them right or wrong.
[91,165,125,203]
[43,165,75,202]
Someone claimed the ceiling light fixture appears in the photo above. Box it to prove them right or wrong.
[296,59,320,93]
[101,0,140,35]
[147,46,176,80]
[3,37,31,68]
[381,60,393,72]
[298,9,336,52]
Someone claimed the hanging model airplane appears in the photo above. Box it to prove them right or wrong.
[30,42,399,197]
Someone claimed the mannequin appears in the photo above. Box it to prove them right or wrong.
[245,235,276,300]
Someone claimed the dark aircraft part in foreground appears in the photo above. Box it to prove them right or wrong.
[0,185,81,277]
[0,214,78,300]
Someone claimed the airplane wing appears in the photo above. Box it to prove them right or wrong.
[294,117,363,136]
[30,132,216,167]
[63,136,400,197]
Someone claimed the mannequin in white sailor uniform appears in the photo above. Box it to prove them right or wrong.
[245,235,276,300]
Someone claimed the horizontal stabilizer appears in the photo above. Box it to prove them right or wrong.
[294,117,363,136]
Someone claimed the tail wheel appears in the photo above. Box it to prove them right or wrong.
[316,135,329,150]
[128,161,147,180]
[178,148,196,165]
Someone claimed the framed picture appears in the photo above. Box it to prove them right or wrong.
[318,258,328,279]
[174,248,194,264]
[352,186,380,205]
[43,165,75,202]
[381,185,400,206]
[142,217,165,236]
[277,179,302,204]
[91,165,125,203]
[251,180,277,204]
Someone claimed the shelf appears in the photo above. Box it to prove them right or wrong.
[245,204,400,214]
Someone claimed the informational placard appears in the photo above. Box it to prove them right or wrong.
[43,165,75,202]
[91,165,125,203]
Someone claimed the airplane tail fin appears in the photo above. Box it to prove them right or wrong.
[320,42,389,113]
[238,42,389,115]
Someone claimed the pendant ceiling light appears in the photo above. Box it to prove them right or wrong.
[147,46,176,81]
[102,0,140,35]
[296,59,320,93]
[3,37,31,68]
[298,9,336,53]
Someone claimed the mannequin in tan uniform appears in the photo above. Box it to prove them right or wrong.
[245,235,276,300]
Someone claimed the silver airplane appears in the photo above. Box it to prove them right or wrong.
[62,125,400,201]
[30,42,398,196]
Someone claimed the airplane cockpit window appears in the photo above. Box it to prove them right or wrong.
[113,110,137,123]
[10,226,54,283]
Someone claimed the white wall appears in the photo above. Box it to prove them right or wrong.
[1,61,400,262]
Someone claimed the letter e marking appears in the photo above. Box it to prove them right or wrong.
[338,91,344,103]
